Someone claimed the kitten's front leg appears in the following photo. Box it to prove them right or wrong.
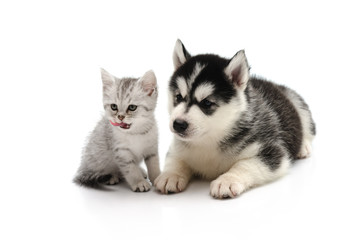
[115,153,151,192]
[154,157,192,194]
[145,154,161,184]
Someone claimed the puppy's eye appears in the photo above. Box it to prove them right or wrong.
[128,105,137,111]
[200,99,213,108]
[176,94,183,103]
[110,104,118,111]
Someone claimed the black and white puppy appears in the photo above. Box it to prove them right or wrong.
[155,40,316,199]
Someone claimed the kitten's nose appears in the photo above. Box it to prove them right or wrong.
[118,115,125,121]
[173,119,188,133]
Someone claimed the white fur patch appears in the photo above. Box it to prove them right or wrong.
[188,63,205,88]
[169,102,187,133]
[168,91,174,114]
[198,97,244,142]
[176,77,188,98]
[194,83,215,102]
[239,142,262,159]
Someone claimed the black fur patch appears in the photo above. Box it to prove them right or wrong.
[311,121,316,136]
[97,174,112,183]
[258,145,283,171]
[251,78,303,160]
[73,171,110,188]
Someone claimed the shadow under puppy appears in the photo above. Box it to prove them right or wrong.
[155,40,316,199]
[74,69,160,192]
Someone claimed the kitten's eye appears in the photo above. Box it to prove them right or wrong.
[200,99,213,108]
[128,105,137,111]
[110,104,118,111]
[176,94,183,103]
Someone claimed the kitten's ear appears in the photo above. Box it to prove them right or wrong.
[139,70,157,96]
[100,68,115,91]
[224,50,250,91]
[173,39,191,70]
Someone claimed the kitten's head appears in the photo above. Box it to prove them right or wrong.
[101,68,158,134]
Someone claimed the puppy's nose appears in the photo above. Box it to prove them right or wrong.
[118,115,125,121]
[173,119,188,133]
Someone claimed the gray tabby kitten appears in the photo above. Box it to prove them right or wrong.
[74,69,160,192]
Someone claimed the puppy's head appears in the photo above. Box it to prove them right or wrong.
[168,40,250,142]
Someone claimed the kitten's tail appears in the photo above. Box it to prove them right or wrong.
[73,171,112,188]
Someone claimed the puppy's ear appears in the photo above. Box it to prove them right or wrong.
[173,39,191,70]
[224,50,250,91]
[139,70,157,97]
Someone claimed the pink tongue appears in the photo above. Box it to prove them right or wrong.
[110,120,122,126]
[109,120,130,129]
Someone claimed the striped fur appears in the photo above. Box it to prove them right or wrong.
[74,69,160,192]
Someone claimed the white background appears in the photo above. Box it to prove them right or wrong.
[1,1,361,239]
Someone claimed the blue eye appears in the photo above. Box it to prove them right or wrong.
[201,99,213,108]
[128,105,137,111]
[110,104,118,111]
[176,94,183,103]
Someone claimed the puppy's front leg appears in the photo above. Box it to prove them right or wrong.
[210,156,289,199]
[154,157,192,194]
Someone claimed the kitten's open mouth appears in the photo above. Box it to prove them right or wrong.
[119,122,131,129]
[110,120,131,129]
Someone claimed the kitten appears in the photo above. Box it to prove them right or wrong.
[74,68,160,192]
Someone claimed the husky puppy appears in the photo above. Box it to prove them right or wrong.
[154,40,316,199]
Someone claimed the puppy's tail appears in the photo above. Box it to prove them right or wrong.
[73,171,112,188]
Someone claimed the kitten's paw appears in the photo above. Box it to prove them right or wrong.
[140,168,148,179]
[210,175,246,199]
[154,172,188,194]
[97,174,121,185]
[131,179,151,192]
[297,141,312,159]
[106,175,121,185]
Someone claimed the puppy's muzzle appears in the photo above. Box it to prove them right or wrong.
[173,119,189,133]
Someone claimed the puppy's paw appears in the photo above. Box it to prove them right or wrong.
[131,179,151,192]
[297,141,312,159]
[210,175,246,199]
[154,172,188,194]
